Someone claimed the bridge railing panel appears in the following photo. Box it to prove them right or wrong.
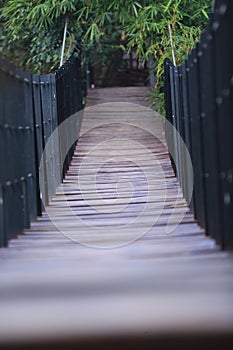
[0,53,86,247]
[0,59,38,246]
[164,0,233,249]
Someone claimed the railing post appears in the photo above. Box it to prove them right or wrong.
[187,47,206,229]
[181,60,192,205]
[0,185,6,247]
[198,25,222,245]
[32,74,44,215]
[213,0,233,249]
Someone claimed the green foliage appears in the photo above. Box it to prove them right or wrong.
[0,0,212,110]
[0,0,83,72]
[119,0,212,114]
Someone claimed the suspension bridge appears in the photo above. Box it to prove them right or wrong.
[0,0,232,349]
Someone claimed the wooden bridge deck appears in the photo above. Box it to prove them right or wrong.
[0,87,233,349]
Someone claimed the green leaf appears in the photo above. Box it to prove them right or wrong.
[201,9,209,19]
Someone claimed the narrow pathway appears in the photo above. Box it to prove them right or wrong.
[0,87,232,349]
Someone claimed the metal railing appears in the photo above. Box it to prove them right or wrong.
[164,0,233,249]
[0,54,86,247]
